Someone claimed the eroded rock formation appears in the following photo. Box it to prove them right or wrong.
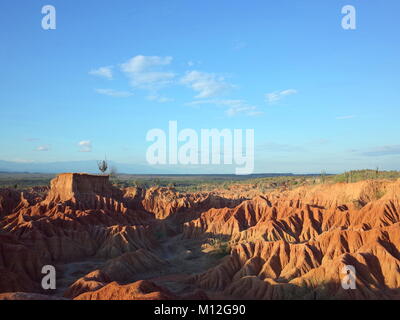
[0,173,399,300]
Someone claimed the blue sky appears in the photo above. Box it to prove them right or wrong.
[1,0,400,174]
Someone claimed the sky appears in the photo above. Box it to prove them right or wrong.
[1,0,400,174]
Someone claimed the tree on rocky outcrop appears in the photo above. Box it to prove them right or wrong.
[97,159,108,174]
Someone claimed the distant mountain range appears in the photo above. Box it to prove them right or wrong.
[0,160,323,176]
[0,160,165,174]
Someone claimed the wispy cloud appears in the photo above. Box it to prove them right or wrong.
[89,66,113,79]
[147,94,174,103]
[95,88,133,97]
[223,100,262,117]
[336,115,356,120]
[266,89,298,104]
[78,140,92,152]
[181,71,234,99]
[361,145,400,156]
[121,55,172,73]
[121,55,175,89]
[186,99,262,117]
[35,145,50,152]
[186,60,202,67]
[89,55,266,115]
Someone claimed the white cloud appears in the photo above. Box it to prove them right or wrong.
[89,66,113,79]
[36,145,50,151]
[95,88,133,97]
[147,94,174,103]
[121,55,175,89]
[181,71,234,99]
[91,57,239,104]
[129,71,175,87]
[266,89,298,104]
[186,99,262,117]
[78,140,92,152]
[222,100,262,117]
[187,60,202,67]
[226,105,261,117]
[280,89,298,95]
[121,55,172,73]
[336,115,356,120]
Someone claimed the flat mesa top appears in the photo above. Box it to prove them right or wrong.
[46,173,115,202]
[56,172,110,178]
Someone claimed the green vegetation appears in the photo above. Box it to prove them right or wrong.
[1,169,399,192]
[0,173,54,189]
[207,236,231,258]
[331,169,400,183]
[110,174,317,193]
[284,280,336,300]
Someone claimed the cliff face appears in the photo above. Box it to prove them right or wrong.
[44,173,123,209]
[1,174,400,300]
[0,189,21,218]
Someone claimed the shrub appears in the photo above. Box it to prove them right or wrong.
[208,236,231,258]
